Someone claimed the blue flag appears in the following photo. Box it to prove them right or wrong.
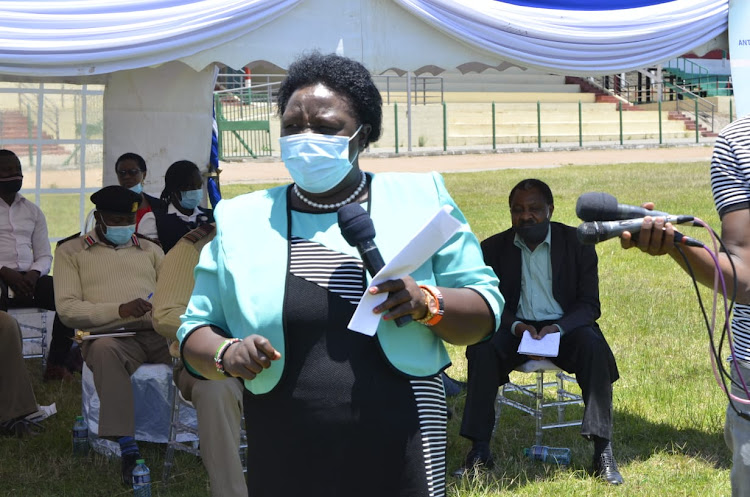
[207,106,221,208]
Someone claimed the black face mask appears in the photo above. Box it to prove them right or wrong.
[0,179,23,194]
[515,219,550,246]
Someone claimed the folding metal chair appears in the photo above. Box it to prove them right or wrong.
[162,367,247,484]
[496,358,583,446]
[9,307,49,369]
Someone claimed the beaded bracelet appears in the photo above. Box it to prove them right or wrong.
[416,284,444,327]
[214,338,241,377]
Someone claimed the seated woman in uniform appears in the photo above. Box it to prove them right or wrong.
[153,160,213,253]
[114,152,166,242]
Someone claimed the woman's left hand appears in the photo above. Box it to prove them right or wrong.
[369,276,427,321]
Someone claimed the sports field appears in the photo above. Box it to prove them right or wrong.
[0,148,734,497]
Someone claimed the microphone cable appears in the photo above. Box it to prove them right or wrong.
[672,218,750,421]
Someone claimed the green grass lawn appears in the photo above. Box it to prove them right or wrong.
[0,160,733,496]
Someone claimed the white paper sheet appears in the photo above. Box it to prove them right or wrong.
[26,403,57,422]
[81,331,136,341]
[517,330,560,358]
[348,205,462,336]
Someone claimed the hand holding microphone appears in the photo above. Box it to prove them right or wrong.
[338,203,415,327]
[575,192,703,248]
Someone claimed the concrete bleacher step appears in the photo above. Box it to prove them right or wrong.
[382,92,597,104]
[450,121,691,136]
[447,131,693,146]
[444,101,610,112]
[450,111,675,125]
[436,70,567,86]
[0,110,68,155]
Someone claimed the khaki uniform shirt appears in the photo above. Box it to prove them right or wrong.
[53,229,164,333]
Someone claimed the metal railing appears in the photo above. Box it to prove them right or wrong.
[665,57,711,79]
[18,84,60,140]
[372,75,444,105]
[213,80,277,159]
[664,82,716,132]
[379,99,718,154]
[670,75,733,98]
[585,75,631,105]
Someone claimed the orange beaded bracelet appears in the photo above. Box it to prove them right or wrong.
[416,284,444,327]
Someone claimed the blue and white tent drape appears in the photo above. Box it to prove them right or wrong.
[0,0,303,77]
[0,0,731,77]
[394,0,729,74]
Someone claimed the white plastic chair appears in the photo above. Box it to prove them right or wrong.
[81,361,199,457]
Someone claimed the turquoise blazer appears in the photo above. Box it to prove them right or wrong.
[178,172,503,395]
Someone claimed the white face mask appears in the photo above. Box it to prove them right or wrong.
[279,125,362,193]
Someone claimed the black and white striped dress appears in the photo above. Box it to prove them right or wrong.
[243,234,447,497]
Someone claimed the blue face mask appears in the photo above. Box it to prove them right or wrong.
[129,183,143,195]
[179,189,203,210]
[101,221,135,246]
[279,126,362,193]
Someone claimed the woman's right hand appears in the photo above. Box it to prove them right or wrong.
[222,335,281,380]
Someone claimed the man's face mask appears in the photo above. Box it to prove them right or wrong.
[101,220,135,246]
[0,175,23,194]
[515,218,550,246]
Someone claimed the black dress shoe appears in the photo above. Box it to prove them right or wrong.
[121,452,140,486]
[593,442,624,485]
[452,444,494,477]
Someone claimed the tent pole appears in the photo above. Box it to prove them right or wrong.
[407,71,412,152]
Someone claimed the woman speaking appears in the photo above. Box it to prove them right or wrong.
[178,52,503,497]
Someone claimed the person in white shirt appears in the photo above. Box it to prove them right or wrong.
[0,149,76,381]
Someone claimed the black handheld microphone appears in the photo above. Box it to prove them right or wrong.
[337,203,412,327]
[577,219,704,247]
[576,192,695,225]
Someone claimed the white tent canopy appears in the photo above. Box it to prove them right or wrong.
[0,0,730,78]
[0,0,739,222]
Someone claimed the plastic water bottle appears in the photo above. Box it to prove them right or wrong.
[72,415,89,457]
[132,459,152,497]
[524,445,571,465]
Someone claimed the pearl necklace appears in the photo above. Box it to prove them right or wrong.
[293,172,367,210]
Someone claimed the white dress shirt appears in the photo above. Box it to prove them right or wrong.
[166,203,201,222]
[0,193,52,275]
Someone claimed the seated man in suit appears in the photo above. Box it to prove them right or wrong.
[454,178,623,485]
[152,223,246,497]
[53,185,170,486]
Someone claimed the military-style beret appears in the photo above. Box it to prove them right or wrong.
[90,185,141,214]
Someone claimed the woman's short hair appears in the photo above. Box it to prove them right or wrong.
[160,160,200,203]
[115,152,147,172]
[508,178,554,207]
[276,52,382,147]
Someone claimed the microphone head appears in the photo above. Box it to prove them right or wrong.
[337,203,375,247]
[576,221,603,244]
[576,192,619,222]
